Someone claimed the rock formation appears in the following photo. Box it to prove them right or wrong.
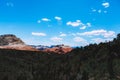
[0,34,38,51]
[43,44,73,54]
[0,34,24,46]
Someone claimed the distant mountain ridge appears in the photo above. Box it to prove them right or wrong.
[32,44,73,54]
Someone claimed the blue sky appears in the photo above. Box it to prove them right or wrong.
[0,0,120,46]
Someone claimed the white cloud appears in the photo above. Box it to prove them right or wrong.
[86,23,91,27]
[80,25,87,30]
[92,8,108,14]
[80,22,91,30]
[55,16,62,25]
[70,33,77,36]
[92,38,113,44]
[37,20,41,23]
[60,33,67,37]
[103,31,115,38]
[92,38,105,43]
[55,16,62,21]
[32,32,46,36]
[77,29,115,38]
[91,8,97,12]
[98,10,102,13]
[91,2,109,14]
[6,2,14,7]
[78,29,105,36]
[73,37,86,42]
[66,20,91,29]
[102,2,110,8]
[92,9,97,12]
[73,37,89,46]
[60,32,63,34]
[104,11,107,13]
[41,18,51,22]
[50,37,63,42]
[23,38,41,45]
[66,20,82,27]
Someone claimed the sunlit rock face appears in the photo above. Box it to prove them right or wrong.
[43,44,73,54]
[0,34,38,51]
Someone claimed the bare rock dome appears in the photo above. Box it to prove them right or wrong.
[0,34,38,51]
[0,34,24,46]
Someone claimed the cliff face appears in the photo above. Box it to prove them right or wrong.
[0,34,38,51]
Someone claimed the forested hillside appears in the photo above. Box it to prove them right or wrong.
[0,34,120,80]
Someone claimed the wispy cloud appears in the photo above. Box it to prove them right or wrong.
[60,33,67,37]
[92,38,113,44]
[93,9,107,14]
[102,2,110,8]
[91,8,105,14]
[104,11,107,13]
[80,23,91,30]
[66,20,91,30]
[77,29,115,38]
[98,9,102,13]
[91,8,102,13]
[55,16,62,21]
[37,20,41,23]
[6,2,14,7]
[92,38,105,43]
[92,8,97,12]
[73,37,86,42]
[32,32,46,36]
[55,16,62,25]
[80,25,87,30]
[86,23,91,27]
[41,18,51,22]
[73,37,89,46]
[91,2,110,14]
[66,20,82,27]
[50,37,63,42]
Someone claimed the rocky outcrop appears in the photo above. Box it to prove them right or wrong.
[0,34,24,46]
[43,44,73,54]
[0,34,38,51]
